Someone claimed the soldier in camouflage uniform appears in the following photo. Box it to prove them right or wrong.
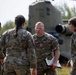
[33,22,60,75]
[0,15,37,75]
[68,17,76,75]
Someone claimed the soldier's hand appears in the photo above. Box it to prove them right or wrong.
[51,63,57,69]
[32,68,37,75]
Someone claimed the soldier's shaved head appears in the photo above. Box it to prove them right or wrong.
[35,21,44,27]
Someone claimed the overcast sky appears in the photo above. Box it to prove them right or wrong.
[0,0,76,26]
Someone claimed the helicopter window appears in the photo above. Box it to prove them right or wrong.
[47,13,50,15]
[46,7,50,15]
[46,7,50,12]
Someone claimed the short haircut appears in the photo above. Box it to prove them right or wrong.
[68,17,76,27]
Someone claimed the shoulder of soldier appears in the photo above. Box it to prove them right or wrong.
[73,32,76,36]
[32,34,38,40]
[18,29,31,36]
[2,28,15,35]
[26,30,32,37]
[22,30,33,40]
[45,32,56,39]
[32,33,36,37]
[71,32,76,39]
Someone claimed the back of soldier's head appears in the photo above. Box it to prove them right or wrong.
[14,15,26,37]
[68,17,76,27]
[15,15,25,26]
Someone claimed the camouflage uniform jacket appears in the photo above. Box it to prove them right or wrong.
[0,28,37,68]
[71,32,76,60]
[33,32,59,69]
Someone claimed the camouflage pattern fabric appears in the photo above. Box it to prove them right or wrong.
[33,32,59,75]
[0,28,37,75]
[0,61,2,75]
[70,32,76,75]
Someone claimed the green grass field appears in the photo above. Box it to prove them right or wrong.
[31,65,71,75]
[56,66,71,75]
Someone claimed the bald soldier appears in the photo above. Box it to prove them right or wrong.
[33,22,60,75]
